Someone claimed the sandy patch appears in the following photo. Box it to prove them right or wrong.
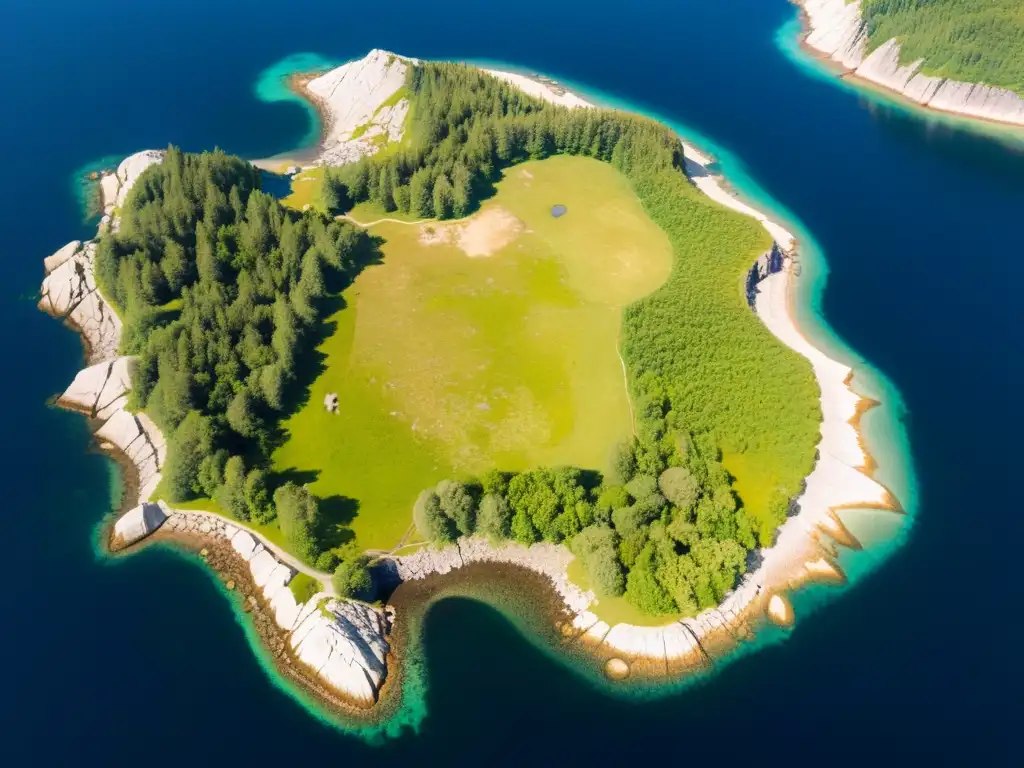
[417,207,524,257]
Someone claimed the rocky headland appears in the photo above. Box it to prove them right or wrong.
[42,50,900,718]
[41,151,397,712]
[797,0,1024,127]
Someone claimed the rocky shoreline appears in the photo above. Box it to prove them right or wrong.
[41,51,903,722]
[795,0,1024,128]
[41,152,400,712]
[477,63,898,667]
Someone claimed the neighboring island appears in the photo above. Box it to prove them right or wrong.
[798,0,1024,126]
[40,50,897,722]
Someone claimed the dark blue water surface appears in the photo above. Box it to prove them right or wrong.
[2,0,1020,763]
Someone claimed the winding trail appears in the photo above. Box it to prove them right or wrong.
[339,213,434,228]
[616,341,637,438]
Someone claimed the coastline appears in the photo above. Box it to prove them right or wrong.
[42,155,400,716]
[251,73,328,172]
[476,67,898,667]
[792,0,1024,130]
[43,53,907,724]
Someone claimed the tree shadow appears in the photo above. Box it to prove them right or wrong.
[316,494,359,549]
[274,466,321,487]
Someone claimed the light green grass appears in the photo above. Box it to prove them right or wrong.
[288,572,322,603]
[349,121,372,141]
[281,166,325,213]
[345,200,424,224]
[377,85,409,111]
[566,558,684,626]
[722,450,779,522]
[273,156,672,551]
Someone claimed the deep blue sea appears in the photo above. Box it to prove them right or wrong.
[2,0,1020,763]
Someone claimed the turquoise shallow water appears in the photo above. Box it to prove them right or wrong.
[252,52,341,153]
[2,0,1020,762]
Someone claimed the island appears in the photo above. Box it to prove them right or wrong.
[797,0,1024,126]
[39,49,898,722]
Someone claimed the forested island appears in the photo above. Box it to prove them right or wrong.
[41,50,891,717]
[800,0,1024,126]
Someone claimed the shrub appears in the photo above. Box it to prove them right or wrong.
[333,555,376,601]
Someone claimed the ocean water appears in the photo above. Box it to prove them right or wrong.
[1,0,1019,763]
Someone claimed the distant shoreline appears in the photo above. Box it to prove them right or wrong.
[791,1,1024,132]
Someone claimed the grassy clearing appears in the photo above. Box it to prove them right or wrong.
[272,156,672,551]
[288,572,322,602]
[722,450,780,523]
[566,558,683,626]
[280,166,325,213]
[344,200,425,224]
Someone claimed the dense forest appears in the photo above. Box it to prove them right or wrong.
[862,0,1024,94]
[329,62,820,616]
[96,147,376,580]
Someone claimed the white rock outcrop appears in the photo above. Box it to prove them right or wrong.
[113,502,167,547]
[139,509,392,705]
[799,0,1024,126]
[290,600,390,705]
[100,149,165,215]
[305,49,414,165]
[39,242,122,363]
[43,153,166,501]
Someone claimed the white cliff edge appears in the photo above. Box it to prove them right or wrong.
[305,49,416,166]
[43,151,391,707]
[798,0,1024,127]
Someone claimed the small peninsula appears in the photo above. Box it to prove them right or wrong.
[41,49,899,721]
[797,0,1024,127]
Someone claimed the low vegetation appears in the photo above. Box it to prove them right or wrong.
[288,572,322,602]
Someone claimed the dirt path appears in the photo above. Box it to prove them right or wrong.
[162,504,338,595]
[339,214,434,228]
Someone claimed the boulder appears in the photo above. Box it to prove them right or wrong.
[249,549,279,588]
[230,530,258,561]
[43,241,81,274]
[289,600,390,705]
[113,502,166,547]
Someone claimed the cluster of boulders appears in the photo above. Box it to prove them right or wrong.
[801,0,1024,125]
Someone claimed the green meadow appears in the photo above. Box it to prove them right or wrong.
[272,155,672,551]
